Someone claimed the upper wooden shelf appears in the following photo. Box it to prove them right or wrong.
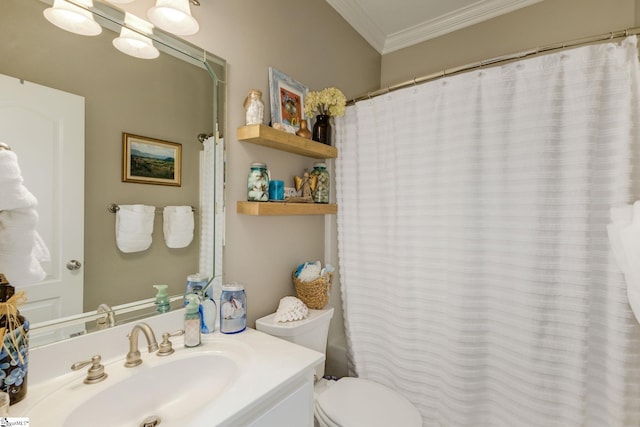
[237,124,338,159]
[237,201,337,216]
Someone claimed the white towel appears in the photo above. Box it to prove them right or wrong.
[163,206,194,248]
[115,204,155,253]
[0,150,38,211]
[0,149,50,286]
[608,201,640,323]
[0,208,49,286]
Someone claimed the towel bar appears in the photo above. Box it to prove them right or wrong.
[107,203,196,213]
[0,142,11,151]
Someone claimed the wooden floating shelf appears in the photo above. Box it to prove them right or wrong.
[237,201,337,216]
[237,124,337,159]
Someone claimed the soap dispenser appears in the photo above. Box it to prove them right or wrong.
[184,294,201,348]
[153,284,170,313]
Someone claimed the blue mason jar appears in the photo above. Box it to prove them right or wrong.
[247,162,269,202]
[220,283,246,334]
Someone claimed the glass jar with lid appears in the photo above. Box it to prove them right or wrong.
[310,162,329,203]
[247,162,269,201]
[220,283,246,334]
[243,89,264,125]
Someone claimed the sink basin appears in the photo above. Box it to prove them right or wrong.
[25,345,249,427]
[15,312,323,427]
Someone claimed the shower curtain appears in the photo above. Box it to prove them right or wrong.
[335,37,640,426]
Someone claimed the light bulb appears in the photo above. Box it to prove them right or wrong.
[147,0,199,36]
[43,0,102,36]
[113,14,159,60]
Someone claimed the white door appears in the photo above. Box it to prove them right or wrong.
[0,74,84,340]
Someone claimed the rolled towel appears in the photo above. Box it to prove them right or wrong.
[295,260,322,282]
[115,204,155,253]
[620,201,640,323]
[163,206,194,248]
[0,150,38,211]
[0,208,47,286]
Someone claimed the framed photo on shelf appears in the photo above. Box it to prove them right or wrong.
[268,67,308,131]
[122,133,181,186]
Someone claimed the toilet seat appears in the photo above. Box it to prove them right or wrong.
[315,377,422,427]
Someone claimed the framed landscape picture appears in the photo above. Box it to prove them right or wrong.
[122,133,181,186]
[268,67,308,131]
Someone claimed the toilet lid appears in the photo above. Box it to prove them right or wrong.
[315,377,422,427]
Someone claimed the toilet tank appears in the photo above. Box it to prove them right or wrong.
[256,307,334,378]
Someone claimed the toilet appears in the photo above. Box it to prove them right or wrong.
[256,306,422,427]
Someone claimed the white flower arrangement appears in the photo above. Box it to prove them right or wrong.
[304,87,347,118]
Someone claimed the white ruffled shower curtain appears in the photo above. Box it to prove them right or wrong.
[199,136,224,299]
[335,37,640,426]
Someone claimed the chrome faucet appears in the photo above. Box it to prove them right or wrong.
[96,303,116,329]
[125,322,159,367]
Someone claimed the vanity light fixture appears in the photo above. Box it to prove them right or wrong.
[112,13,160,59]
[43,0,102,36]
[147,0,199,36]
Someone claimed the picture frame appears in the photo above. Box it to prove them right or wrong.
[122,133,181,186]
[268,67,308,131]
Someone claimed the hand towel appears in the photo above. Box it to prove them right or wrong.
[0,150,38,211]
[115,204,155,253]
[163,206,194,248]
[619,201,640,323]
[0,149,50,286]
[0,207,47,286]
[608,201,640,323]
[607,204,633,273]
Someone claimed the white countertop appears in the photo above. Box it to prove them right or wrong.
[11,309,323,426]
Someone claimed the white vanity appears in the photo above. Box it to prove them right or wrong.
[11,310,323,426]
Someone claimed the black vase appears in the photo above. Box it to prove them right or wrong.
[312,114,331,145]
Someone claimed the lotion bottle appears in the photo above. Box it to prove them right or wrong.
[184,294,201,347]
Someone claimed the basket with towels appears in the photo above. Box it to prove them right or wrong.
[292,261,333,309]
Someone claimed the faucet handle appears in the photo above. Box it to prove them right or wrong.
[157,330,185,357]
[71,355,108,384]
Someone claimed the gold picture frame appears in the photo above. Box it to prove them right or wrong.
[122,133,181,186]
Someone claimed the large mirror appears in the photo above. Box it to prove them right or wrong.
[0,0,225,345]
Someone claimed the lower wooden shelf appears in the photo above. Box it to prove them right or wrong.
[237,201,337,216]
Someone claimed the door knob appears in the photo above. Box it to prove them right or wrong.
[66,260,82,271]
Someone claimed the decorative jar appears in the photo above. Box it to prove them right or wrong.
[220,283,246,334]
[247,162,269,202]
[243,89,264,125]
[310,162,329,203]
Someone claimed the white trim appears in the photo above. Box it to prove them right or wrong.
[327,0,543,55]
[383,0,543,54]
[326,0,387,53]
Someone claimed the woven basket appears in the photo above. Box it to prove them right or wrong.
[292,271,332,309]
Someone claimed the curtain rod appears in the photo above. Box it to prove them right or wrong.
[348,26,640,105]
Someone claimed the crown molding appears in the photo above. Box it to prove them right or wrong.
[383,0,543,54]
[326,0,387,53]
[327,0,543,55]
